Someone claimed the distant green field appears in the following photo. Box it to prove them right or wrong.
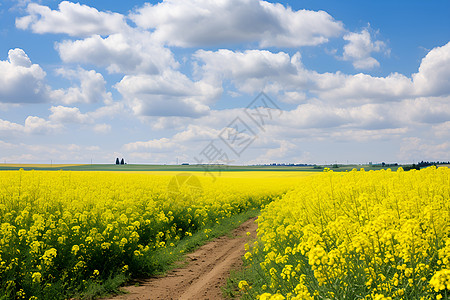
[0,163,409,172]
[0,164,320,172]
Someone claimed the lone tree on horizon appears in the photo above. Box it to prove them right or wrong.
[120,158,124,165]
[115,158,120,165]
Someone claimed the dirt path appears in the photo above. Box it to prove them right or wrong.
[105,217,258,300]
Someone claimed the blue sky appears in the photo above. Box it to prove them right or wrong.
[0,0,449,165]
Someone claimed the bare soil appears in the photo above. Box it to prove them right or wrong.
[104,217,258,300]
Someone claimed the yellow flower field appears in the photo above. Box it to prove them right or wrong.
[240,167,450,300]
[4,167,449,299]
[0,170,304,299]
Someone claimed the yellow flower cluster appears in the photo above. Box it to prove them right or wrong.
[243,167,450,299]
[0,170,296,299]
[430,269,450,298]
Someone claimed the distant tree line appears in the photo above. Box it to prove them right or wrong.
[403,161,449,171]
[417,160,449,167]
[115,158,125,165]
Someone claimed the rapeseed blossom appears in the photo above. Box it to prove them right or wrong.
[0,170,296,299]
[241,167,450,299]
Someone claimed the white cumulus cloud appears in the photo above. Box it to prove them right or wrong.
[342,28,387,70]
[0,48,49,103]
[116,70,221,117]
[0,116,61,135]
[194,49,304,94]
[193,42,450,106]
[16,1,128,37]
[56,31,177,74]
[413,42,450,97]
[51,68,112,105]
[399,137,450,161]
[130,0,344,48]
[49,106,92,124]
